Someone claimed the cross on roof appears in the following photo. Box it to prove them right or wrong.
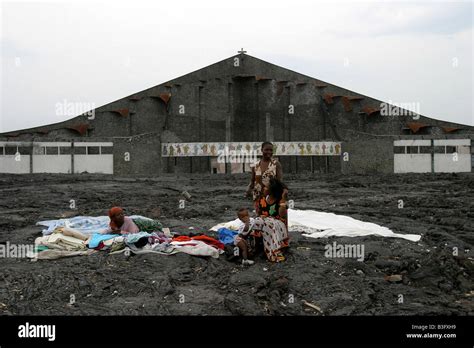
[238,48,247,54]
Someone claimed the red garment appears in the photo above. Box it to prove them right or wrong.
[94,241,106,250]
[191,235,224,250]
[172,236,192,242]
[172,235,224,250]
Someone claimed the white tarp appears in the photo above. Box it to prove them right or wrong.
[211,209,421,242]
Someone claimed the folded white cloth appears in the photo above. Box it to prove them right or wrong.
[170,240,220,258]
[35,233,87,251]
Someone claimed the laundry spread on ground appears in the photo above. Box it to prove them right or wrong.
[31,208,421,261]
[211,209,421,242]
[33,217,226,261]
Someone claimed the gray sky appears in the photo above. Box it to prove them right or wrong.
[1,0,473,133]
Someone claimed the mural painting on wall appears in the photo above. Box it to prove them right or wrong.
[162,142,342,157]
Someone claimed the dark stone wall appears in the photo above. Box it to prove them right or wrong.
[130,98,166,135]
[113,134,161,176]
[341,139,394,174]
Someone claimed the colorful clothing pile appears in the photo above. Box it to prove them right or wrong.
[34,216,226,260]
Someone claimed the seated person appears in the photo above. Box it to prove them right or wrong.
[234,208,255,266]
[247,178,289,262]
[258,178,288,225]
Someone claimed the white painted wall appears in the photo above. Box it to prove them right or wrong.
[31,142,72,173]
[73,142,114,174]
[0,141,114,174]
[394,139,472,173]
[433,139,471,146]
[432,139,470,173]
[74,142,113,147]
[394,154,431,173]
[74,155,113,174]
[33,155,71,173]
[33,142,71,147]
[433,139,471,173]
[393,140,432,173]
[394,139,431,146]
[434,154,471,172]
[0,156,30,173]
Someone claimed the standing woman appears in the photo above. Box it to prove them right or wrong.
[246,142,285,214]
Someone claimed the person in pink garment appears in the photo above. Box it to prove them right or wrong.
[106,207,139,234]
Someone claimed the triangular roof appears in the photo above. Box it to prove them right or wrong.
[1,53,472,137]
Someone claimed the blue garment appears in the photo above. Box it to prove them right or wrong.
[88,233,118,248]
[218,228,238,245]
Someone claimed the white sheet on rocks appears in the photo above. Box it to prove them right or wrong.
[210,209,421,242]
